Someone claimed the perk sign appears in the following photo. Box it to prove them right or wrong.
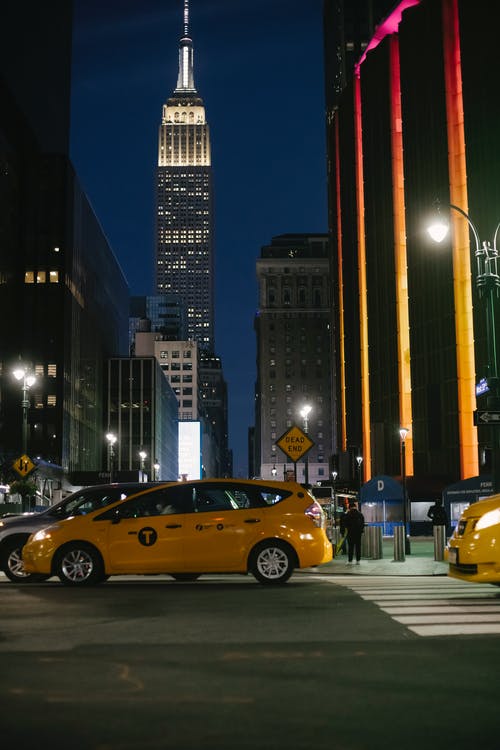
[276,425,314,464]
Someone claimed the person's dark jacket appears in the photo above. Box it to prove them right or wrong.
[428,503,447,526]
[342,508,365,537]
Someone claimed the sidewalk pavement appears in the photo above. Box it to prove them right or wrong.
[310,537,449,576]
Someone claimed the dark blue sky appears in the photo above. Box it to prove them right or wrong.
[71,0,327,476]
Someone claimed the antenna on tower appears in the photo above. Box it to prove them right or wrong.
[183,0,189,37]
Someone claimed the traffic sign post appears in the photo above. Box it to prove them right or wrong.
[276,425,314,467]
[12,454,36,478]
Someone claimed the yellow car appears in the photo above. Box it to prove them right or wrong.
[448,493,500,584]
[23,478,332,586]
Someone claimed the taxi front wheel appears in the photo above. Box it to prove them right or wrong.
[55,543,105,586]
[249,541,295,585]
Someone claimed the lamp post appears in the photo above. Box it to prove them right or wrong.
[428,204,500,492]
[153,460,160,481]
[139,450,147,482]
[299,404,312,486]
[399,427,411,554]
[12,368,36,455]
[331,469,338,516]
[355,455,363,499]
[105,432,117,483]
[271,464,277,478]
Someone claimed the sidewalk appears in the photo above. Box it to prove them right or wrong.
[312,537,449,576]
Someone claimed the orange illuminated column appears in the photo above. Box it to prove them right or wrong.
[442,0,478,479]
[354,74,371,481]
[389,36,414,476]
[335,117,347,452]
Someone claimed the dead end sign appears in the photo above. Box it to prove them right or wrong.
[276,425,314,463]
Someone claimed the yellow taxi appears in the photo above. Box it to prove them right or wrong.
[22,478,332,586]
[448,493,500,584]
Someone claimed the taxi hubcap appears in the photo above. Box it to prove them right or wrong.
[61,549,93,582]
[257,547,289,579]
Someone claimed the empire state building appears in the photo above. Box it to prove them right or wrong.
[155,0,214,350]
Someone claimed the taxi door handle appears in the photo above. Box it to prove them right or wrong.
[165,523,182,528]
[244,518,261,524]
[128,531,138,535]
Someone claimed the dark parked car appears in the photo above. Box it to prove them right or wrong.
[0,483,160,582]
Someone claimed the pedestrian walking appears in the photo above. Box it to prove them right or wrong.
[342,501,365,564]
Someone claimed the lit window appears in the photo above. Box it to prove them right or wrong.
[48,364,57,377]
[25,271,35,284]
[37,271,46,283]
[49,271,59,283]
[47,395,56,407]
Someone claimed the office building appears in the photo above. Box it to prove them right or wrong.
[155,0,214,350]
[255,234,333,484]
[0,2,129,482]
[324,0,500,517]
[105,357,179,482]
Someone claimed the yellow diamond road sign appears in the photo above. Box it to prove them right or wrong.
[13,454,36,477]
[276,425,314,464]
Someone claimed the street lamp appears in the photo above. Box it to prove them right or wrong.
[12,368,36,455]
[399,427,411,554]
[139,450,147,482]
[428,204,500,492]
[153,460,160,481]
[355,455,363,497]
[299,404,312,485]
[105,432,117,483]
[271,464,277,477]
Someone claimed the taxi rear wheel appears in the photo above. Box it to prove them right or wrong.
[3,539,50,583]
[249,541,295,585]
[55,543,105,586]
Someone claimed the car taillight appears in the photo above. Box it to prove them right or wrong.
[305,501,324,528]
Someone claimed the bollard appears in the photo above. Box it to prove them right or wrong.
[362,527,372,558]
[362,526,383,559]
[433,525,446,561]
[372,526,383,559]
[393,524,405,561]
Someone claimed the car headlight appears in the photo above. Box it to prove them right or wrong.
[32,524,61,542]
[475,509,500,531]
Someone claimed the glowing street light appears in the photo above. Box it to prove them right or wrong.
[13,368,36,455]
[428,203,500,492]
[299,404,312,485]
[139,450,147,482]
[106,432,117,483]
[399,427,411,555]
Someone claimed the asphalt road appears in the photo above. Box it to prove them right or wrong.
[1,573,499,749]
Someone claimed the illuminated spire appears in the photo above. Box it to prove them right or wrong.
[175,0,196,93]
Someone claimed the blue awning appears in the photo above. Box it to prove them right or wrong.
[360,475,403,503]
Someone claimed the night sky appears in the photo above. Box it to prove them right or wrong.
[70,0,327,476]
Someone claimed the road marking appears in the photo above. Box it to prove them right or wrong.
[319,576,500,637]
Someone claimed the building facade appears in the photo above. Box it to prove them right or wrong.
[324,0,500,502]
[155,1,214,350]
[254,234,333,484]
[0,2,129,483]
[105,357,179,482]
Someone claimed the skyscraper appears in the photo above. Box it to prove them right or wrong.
[155,0,214,350]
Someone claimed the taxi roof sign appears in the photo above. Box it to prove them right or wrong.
[276,425,314,463]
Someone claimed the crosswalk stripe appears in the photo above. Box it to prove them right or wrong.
[318,575,500,637]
